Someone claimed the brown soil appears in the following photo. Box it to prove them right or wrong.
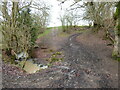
[32,28,68,60]
[2,28,118,88]
[76,30,118,85]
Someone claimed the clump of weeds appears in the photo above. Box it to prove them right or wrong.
[46,51,64,66]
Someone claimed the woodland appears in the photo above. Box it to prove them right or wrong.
[0,0,120,88]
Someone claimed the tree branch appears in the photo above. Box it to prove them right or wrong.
[19,1,32,11]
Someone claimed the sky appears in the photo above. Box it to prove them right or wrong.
[0,0,89,27]
[46,0,89,27]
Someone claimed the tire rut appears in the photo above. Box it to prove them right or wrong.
[61,33,116,88]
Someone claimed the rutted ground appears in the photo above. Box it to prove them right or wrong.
[60,33,118,88]
[2,28,118,88]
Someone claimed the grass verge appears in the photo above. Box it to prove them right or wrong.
[38,29,51,38]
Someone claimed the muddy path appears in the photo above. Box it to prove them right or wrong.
[60,33,118,88]
[37,27,64,51]
[2,30,118,88]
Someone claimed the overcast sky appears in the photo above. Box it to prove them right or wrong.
[0,0,89,27]
[46,0,89,27]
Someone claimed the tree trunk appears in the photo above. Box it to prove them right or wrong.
[112,20,120,58]
[93,22,100,32]
[112,2,120,58]
[2,1,10,21]
[11,2,19,52]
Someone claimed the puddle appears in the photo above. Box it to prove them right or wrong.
[18,60,48,74]
[15,52,48,74]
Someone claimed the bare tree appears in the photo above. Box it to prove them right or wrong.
[1,1,32,63]
[31,0,51,28]
[1,0,51,63]
[59,13,66,32]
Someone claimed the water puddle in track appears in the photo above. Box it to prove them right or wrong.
[18,60,48,74]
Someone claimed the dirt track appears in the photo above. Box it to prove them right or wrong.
[60,33,118,88]
[2,30,118,88]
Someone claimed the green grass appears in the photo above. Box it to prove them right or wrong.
[47,26,63,30]
[57,26,62,29]
[38,29,51,38]
[37,26,63,38]
[37,25,88,38]
[46,27,53,30]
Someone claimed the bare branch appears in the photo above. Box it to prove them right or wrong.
[19,0,32,11]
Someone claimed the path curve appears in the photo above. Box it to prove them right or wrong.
[3,33,118,88]
[58,33,118,88]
